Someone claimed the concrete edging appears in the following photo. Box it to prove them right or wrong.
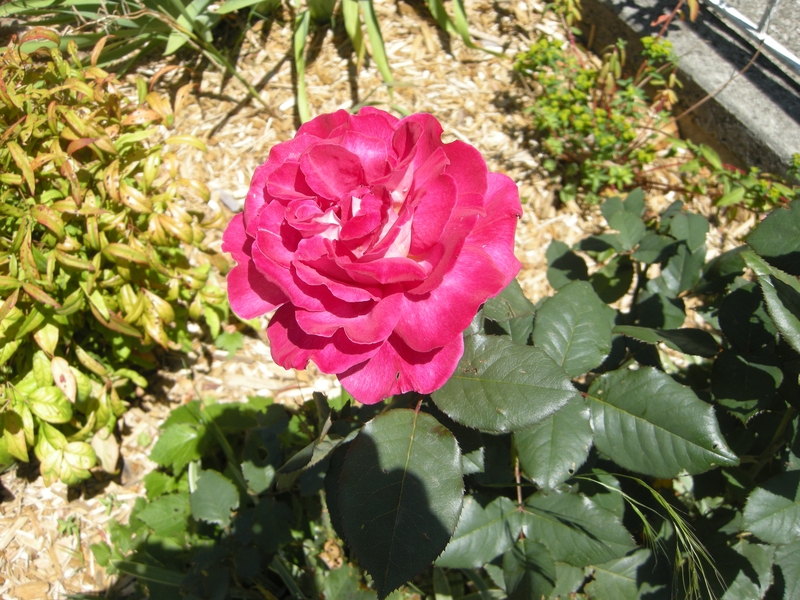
[579,0,800,175]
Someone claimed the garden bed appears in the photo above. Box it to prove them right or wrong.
[0,1,764,597]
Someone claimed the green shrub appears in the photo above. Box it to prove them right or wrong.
[515,35,679,204]
[98,193,800,599]
[0,29,228,485]
[516,6,800,211]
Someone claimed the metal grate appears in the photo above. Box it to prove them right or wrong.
[702,0,800,77]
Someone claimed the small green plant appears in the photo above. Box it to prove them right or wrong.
[100,191,800,599]
[0,29,228,485]
[678,140,800,212]
[515,35,680,204]
[517,2,800,211]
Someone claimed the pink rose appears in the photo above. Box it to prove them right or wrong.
[222,108,521,404]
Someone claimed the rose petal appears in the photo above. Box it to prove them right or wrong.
[341,131,389,181]
[444,140,488,199]
[227,262,288,319]
[338,334,464,405]
[351,107,400,143]
[394,244,509,352]
[222,214,288,319]
[398,114,445,169]
[267,161,316,202]
[255,203,301,266]
[294,259,378,303]
[409,173,457,255]
[465,172,523,287]
[297,110,351,139]
[294,292,403,344]
[268,304,381,373]
[300,144,365,200]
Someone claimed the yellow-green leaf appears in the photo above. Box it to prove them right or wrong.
[7,141,35,195]
[3,410,29,462]
[102,243,149,265]
[29,386,73,424]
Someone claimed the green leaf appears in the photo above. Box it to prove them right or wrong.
[712,350,781,422]
[600,197,624,222]
[40,441,96,486]
[522,492,636,567]
[144,471,179,500]
[696,246,746,293]
[342,0,365,64]
[33,350,53,387]
[482,279,536,344]
[502,540,556,600]
[137,492,190,537]
[698,144,722,170]
[717,186,746,207]
[669,211,709,253]
[747,199,800,275]
[216,0,265,14]
[150,423,207,472]
[338,409,464,599]
[589,255,634,303]
[114,368,148,388]
[190,469,239,527]
[532,281,615,377]
[550,562,586,599]
[322,562,376,600]
[214,330,244,356]
[584,549,666,600]
[658,243,705,296]
[293,9,311,123]
[587,367,738,477]
[250,498,295,553]
[112,561,184,587]
[164,0,214,55]
[612,325,719,357]
[436,496,524,568]
[774,541,800,600]
[717,538,774,600]
[432,334,576,433]
[515,393,593,491]
[623,188,646,216]
[631,233,674,264]
[608,211,646,252]
[743,471,800,544]
[719,282,778,362]
[361,0,393,89]
[743,250,800,355]
[28,386,73,424]
[546,240,589,290]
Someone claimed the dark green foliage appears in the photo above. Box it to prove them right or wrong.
[105,191,800,599]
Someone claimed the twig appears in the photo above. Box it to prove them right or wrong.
[674,43,763,123]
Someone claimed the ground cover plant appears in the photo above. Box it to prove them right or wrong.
[514,1,800,211]
[0,30,228,484]
[97,99,800,599]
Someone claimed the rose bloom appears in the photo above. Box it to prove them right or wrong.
[223,108,521,404]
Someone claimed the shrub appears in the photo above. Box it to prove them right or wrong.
[0,29,227,484]
[516,5,800,211]
[100,192,800,599]
[515,35,679,204]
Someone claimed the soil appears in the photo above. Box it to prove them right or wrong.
[0,2,754,598]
